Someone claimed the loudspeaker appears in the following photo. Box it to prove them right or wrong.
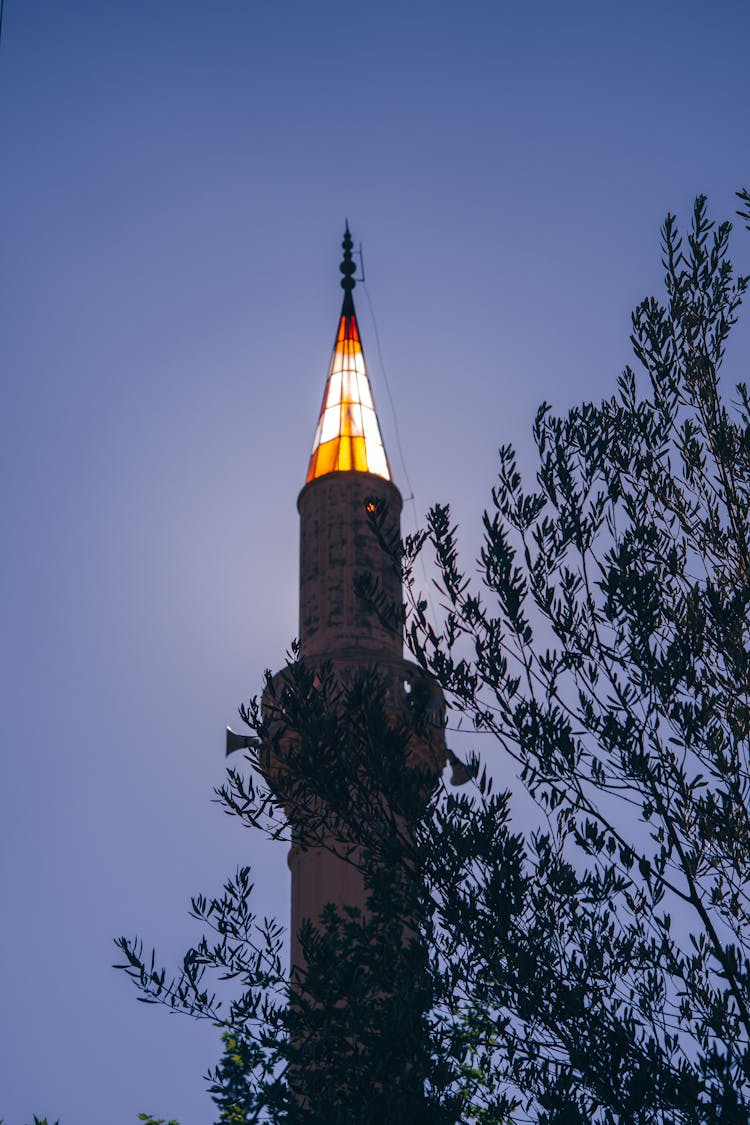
[225,727,260,757]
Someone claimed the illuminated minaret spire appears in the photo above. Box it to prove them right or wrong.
[306,223,390,483]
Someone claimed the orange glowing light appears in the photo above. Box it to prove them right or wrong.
[306,308,390,483]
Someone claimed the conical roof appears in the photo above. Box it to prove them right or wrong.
[305,226,391,484]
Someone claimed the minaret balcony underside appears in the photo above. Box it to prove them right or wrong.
[260,655,448,814]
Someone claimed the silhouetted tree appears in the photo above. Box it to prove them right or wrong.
[398,192,750,1123]
[0,1119,60,1125]
[118,193,750,1123]
[120,659,468,1123]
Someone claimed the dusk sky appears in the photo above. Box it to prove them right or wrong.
[2,3,749,1122]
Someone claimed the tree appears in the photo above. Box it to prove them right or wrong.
[0,1119,60,1125]
[118,193,750,1123]
[399,191,750,1122]
[119,659,468,1123]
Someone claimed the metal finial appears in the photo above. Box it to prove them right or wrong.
[340,222,356,293]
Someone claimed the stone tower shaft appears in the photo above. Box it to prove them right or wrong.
[297,470,403,663]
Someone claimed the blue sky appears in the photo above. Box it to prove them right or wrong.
[2,2,749,1122]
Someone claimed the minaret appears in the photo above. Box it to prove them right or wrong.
[263,225,446,977]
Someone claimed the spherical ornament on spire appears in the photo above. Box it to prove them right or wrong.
[340,223,356,292]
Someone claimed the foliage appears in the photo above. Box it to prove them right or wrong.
[117,193,750,1123]
[0,1119,62,1125]
[118,661,469,1123]
[400,191,750,1121]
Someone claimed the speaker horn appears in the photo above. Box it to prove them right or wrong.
[447,748,474,787]
[225,727,261,757]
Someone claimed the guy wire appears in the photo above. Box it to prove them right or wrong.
[360,278,439,634]
[361,281,415,507]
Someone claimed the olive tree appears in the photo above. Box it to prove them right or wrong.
[400,192,750,1122]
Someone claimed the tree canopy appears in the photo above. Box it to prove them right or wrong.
[118,193,750,1124]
